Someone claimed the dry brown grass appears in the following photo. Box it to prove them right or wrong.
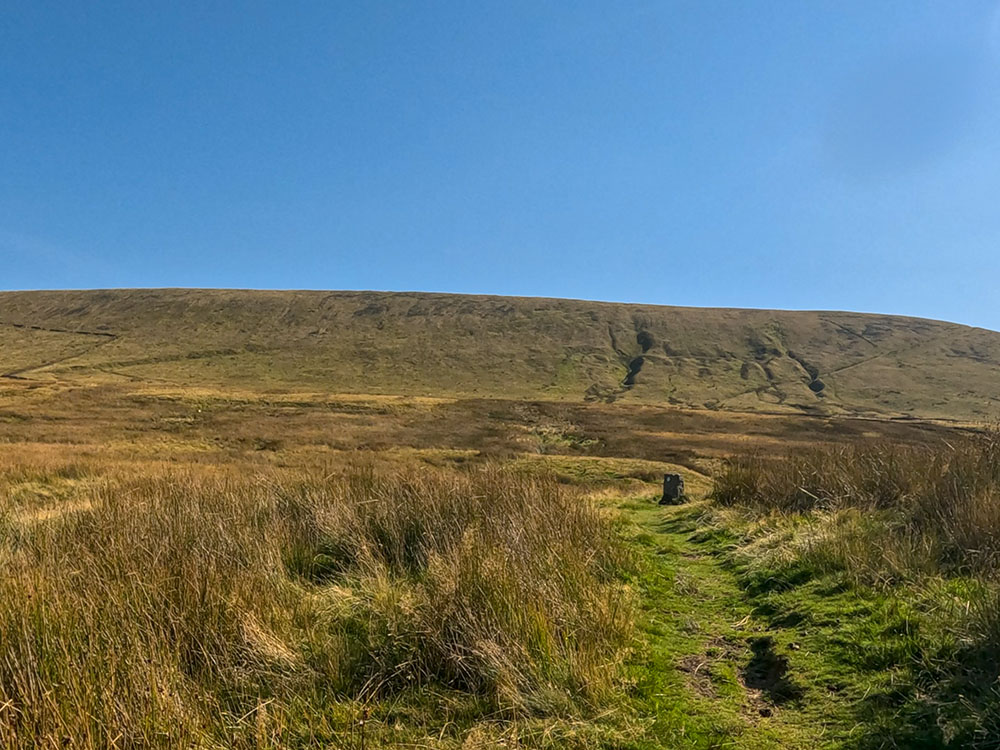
[0,461,635,749]
[713,436,1000,577]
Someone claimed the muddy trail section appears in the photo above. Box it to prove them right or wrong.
[620,499,860,749]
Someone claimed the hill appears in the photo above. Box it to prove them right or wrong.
[4,289,1000,749]
[2,288,1000,421]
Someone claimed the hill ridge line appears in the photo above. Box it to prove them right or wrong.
[1,289,998,422]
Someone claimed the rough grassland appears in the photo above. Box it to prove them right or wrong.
[6,445,975,749]
[712,439,1000,748]
[0,463,637,749]
[3,289,1000,420]
[3,289,1000,747]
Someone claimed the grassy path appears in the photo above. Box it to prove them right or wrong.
[619,497,852,750]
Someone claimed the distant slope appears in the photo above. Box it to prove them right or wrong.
[2,289,999,421]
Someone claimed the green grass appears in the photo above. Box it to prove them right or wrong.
[616,498,1000,749]
[726,535,1000,748]
[620,500,845,749]
[711,439,1000,747]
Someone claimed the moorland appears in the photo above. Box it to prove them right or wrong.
[2,289,1000,749]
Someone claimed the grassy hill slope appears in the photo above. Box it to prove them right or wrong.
[2,288,999,420]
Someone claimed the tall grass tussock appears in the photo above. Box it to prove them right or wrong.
[713,436,1000,577]
[0,464,634,749]
[712,434,1000,747]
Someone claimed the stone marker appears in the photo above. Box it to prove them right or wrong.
[660,473,686,505]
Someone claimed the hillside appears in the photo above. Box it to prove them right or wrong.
[4,288,1000,749]
[2,288,999,421]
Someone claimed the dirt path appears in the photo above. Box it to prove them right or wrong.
[621,498,845,749]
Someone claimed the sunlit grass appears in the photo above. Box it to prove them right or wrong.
[712,436,1000,747]
[0,464,635,749]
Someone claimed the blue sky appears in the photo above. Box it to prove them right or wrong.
[3,2,1000,328]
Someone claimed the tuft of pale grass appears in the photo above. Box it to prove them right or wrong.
[713,437,1000,576]
[0,465,635,749]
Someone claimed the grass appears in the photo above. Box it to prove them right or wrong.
[0,464,635,748]
[4,288,1000,420]
[713,437,1000,578]
[4,448,945,750]
[5,422,1000,747]
[6,288,1000,746]
[712,437,1000,747]
[619,499,823,749]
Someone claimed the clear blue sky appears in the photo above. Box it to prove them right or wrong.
[3,2,1000,328]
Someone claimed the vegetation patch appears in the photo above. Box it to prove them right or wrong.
[712,436,1000,747]
[0,466,635,749]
